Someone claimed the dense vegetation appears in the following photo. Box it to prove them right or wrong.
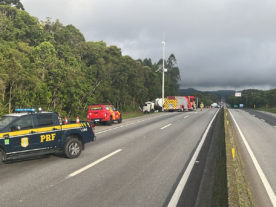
[193,92,219,107]
[179,88,224,106]
[0,5,181,117]
[227,89,276,108]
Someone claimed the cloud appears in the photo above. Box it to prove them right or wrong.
[21,0,276,90]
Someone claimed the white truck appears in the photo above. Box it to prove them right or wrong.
[142,101,155,113]
[142,98,164,113]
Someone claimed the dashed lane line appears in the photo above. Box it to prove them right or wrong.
[167,109,220,207]
[184,115,189,118]
[161,124,172,130]
[66,149,122,179]
[95,114,171,135]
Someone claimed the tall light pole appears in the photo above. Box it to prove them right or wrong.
[162,40,165,111]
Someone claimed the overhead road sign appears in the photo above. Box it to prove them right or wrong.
[235,93,241,97]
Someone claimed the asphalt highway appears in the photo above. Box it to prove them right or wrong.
[0,109,219,207]
[229,109,276,207]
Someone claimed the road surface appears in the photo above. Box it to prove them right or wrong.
[0,109,220,207]
[229,109,276,207]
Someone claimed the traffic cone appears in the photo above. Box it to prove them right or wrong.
[76,116,79,123]
[64,117,68,124]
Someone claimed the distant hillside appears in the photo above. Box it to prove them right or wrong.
[179,88,200,95]
[179,88,235,98]
[214,90,235,98]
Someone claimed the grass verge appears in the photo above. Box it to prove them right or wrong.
[225,108,254,206]
[254,107,276,113]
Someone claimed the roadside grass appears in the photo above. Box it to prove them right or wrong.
[122,111,149,119]
[225,109,254,207]
[254,107,276,113]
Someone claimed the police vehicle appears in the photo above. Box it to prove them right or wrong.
[0,108,96,165]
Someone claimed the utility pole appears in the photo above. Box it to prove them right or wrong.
[162,33,165,111]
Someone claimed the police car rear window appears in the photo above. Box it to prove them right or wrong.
[90,106,103,110]
[0,116,16,127]
[37,115,54,126]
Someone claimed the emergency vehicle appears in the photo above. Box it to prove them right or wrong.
[87,104,122,125]
[164,96,197,112]
[0,108,96,165]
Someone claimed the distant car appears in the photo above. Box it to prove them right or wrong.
[87,104,122,125]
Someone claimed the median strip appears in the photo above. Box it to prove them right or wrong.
[161,124,172,129]
[66,149,122,178]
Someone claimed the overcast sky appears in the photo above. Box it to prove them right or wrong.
[21,0,276,91]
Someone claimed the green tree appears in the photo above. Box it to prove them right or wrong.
[32,41,57,81]
[0,0,24,10]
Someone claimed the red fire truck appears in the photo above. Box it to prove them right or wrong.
[164,96,197,112]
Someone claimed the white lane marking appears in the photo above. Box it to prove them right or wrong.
[95,114,170,134]
[261,119,265,122]
[66,149,122,178]
[274,126,276,128]
[184,115,189,118]
[161,124,172,129]
[229,110,276,206]
[167,109,220,207]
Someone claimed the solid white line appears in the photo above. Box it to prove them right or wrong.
[161,124,172,129]
[66,149,122,178]
[229,110,276,206]
[167,109,220,207]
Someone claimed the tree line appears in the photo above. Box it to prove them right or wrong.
[227,89,276,108]
[0,5,181,117]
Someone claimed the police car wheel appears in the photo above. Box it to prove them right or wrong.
[63,138,82,159]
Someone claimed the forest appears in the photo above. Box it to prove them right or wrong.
[227,89,276,108]
[0,4,181,117]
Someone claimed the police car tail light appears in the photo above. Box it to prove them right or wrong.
[92,123,95,128]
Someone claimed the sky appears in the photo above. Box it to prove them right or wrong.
[21,0,276,91]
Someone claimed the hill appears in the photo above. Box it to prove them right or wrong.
[179,88,200,95]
